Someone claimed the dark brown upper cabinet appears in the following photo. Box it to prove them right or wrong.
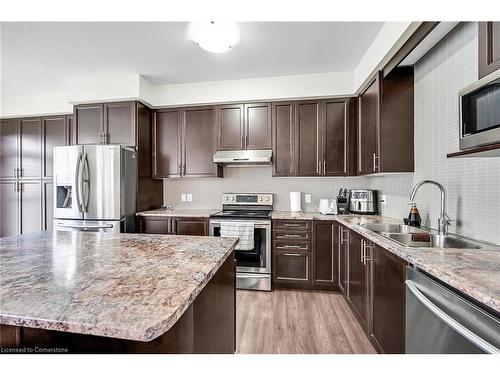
[74,101,136,145]
[272,102,295,176]
[182,106,221,178]
[42,116,69,179]
[153,107,222,179]
[216,102,271,150]
[216,104,244,150]
[295,100,322,176]
[358,68,414,175]
[153,109,182,178]
[19,118,42,180]
[244,103,271,149]
[0,118,19,180]
[272,98,354,177]
[479,22,500,79]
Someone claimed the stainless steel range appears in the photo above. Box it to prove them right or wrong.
[209,193,273,291]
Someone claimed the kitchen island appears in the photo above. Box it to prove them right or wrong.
[0,231,238,353]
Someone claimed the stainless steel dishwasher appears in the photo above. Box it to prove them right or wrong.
[406,267,500,354]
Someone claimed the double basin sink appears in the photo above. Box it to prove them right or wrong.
[359,223,486,250]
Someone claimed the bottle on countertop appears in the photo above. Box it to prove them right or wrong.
[406,203,421,228]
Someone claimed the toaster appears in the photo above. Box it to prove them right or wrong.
[348,189,379,214]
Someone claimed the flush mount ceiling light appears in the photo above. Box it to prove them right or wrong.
[188,21,239,54]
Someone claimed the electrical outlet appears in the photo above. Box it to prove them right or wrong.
[187,194,192,202]
[305,194,312,203]
[380,195,387,205]
[181,194,187,202]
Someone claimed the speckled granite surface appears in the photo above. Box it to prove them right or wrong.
[271,211,337,221]
[136,208,219,218]
[273,212,500,313]
[0,231,237,341]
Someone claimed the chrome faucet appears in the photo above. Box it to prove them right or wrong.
[409,180,451,235]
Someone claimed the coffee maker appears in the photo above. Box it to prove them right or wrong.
[336,189,350,214]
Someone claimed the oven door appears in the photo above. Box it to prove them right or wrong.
[209,219,271,274]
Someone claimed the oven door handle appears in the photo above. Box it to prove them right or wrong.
[237,274,270,278]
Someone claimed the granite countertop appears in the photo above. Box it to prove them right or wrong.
[272,211,500,313]
[136,208,219,218]
[0,231,238,342]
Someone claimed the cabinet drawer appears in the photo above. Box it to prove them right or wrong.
[273,240,310,253]
[138,217,170,234]
[272,220,311,232]
[273,251,311,283]
[272,231,311,241]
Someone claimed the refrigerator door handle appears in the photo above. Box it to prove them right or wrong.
[82,153,90,212]
[75,152,83,212]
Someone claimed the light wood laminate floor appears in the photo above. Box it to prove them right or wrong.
[236,289,376,354]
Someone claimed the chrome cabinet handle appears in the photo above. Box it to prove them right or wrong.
[361,239,366,264]
[318,160,321,174]
[405,280,499,354]
[323,160,326,175]
[364,243,372,264]
[183,164,186,175]
[373,153,379,172]
[278,234,303,239]
[283,253,301,257]
[283,223,302,227]
[245,134,249,148]
[178,164,182,175]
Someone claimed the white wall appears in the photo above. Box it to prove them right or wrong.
[373,22,500,245]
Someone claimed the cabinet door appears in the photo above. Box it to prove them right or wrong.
[138,217,170,234]
[312,221,338,288]
[19,181,42,234]
[0,181,19,237]
[217,104,244,150]
[370,243,406,353]
[43,181,53,231]
[272,102,294,176]
[479,22,500,78]
[0,119,19,180]
[273,251,311,287]
[172,217,208,236]
[347,230,368,327]
[68,114,76,145]
[183,107,219,177]
[244,103,271,149]
[153,109,182,178]
[295,100,322,176]
[75,103,104,144]
[358,73,380,175]
[104,101,136,145]
[19,118,42,179]
[42,116,68,179]
[324,99,348,176]
[338,225,349,294]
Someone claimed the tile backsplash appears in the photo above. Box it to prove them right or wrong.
[163,22,500,245]
[375,22,500,244]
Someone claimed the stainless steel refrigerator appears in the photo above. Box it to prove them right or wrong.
[53,145,137,233]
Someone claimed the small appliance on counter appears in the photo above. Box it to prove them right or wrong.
[336,188,350,214]
[319,198,336,215]
[349,189,379,214]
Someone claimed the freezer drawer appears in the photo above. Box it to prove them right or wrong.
[406,267,500,354]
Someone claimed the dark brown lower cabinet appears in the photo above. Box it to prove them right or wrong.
[346,230,369,329]
[272,251,311,287]
[0,181,18,237]
[172,217,208,236]
[369,243,406,353]
[312,221,339,289]
[138,216,208,236]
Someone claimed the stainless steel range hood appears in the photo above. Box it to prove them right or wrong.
[213,149,272,167]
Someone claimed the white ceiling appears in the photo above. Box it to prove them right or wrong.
[1,22,384,97]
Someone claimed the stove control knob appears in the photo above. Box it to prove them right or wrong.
[258,196,263,201]
[224,197,228,201]
[231,196,235,201]
[265,197,270,202]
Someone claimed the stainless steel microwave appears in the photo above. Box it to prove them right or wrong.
[459,69,500,150]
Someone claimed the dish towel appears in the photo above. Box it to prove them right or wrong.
[220,221,255,251]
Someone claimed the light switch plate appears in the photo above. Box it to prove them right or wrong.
[305,194,312,203]
[380,195,387,205]
[187,194,192,202]
[181,194,187,202]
